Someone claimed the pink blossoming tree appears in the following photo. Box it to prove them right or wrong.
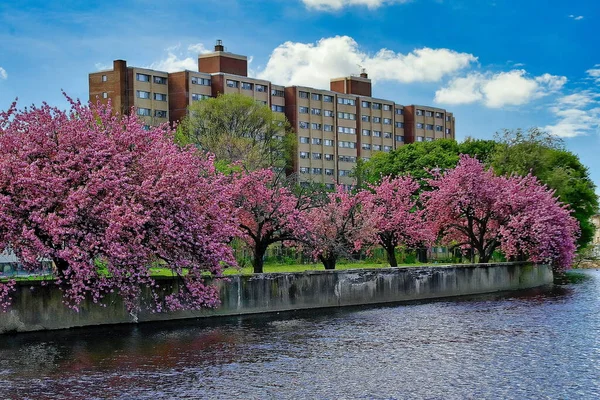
[305,186,379,270]
[367,176,435,267]
[232,169,310,273]
[0,97,237,312]
[424,155,578,269]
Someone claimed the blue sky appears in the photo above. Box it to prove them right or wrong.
[0,0,599,193]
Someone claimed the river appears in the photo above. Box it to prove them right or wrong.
[1,269,599,399]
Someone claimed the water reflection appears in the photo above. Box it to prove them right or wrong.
[0,272,599,399]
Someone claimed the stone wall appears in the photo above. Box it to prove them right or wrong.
[0,263,553,333]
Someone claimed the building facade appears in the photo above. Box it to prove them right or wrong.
[89,40,456,187]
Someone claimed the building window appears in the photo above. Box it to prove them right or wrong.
[373,131,381,137]
[299,106,309,114]
[426,124,434,130]
[324,154,334,161]
[271,89,284,97]
[361,115,370,122]
[395,135,404,142]
[338,97,356,106]
[226,80,239,88]
[325,168,334,176]
[446,116,452,122]
[323,95,334,103]
[373,144,382,151]
[312,153,322,160]
[372,103,382,110]
[362,129,371,136]
[311,93,321,101]
[300,167,309,174]
[373,117,381,123]
[436,125,443,132]
[383,118,392,125]
[311,108,322,115]
[311,123,322,130]
[299,121,309,129]
[339,170,351,177]
[101,75,107,82]
[326,183,335,190]
[136,73,150,82]
[384,132,392,139]
[324,110,334,117]
[338,126,356,134]
[312,168,322,175]
[137,90,151,99]
[324,139,334,146]
[241,82,253,90]
[271,105,285,112]
[299,91,309,99]
[255,84,267,92]
[362,143,371,150]
[426,137,434,142]
[395,122,404,128]
[362,101,371,108]
[425,111,433,117]
[191,77,211,86]
[337,112,356,120]
[338,155,357,163]
[300,151,309,159]
[137,108,151,116]
[362,157,370,162]
[154,93,167,101]
[312,138,322,145]
[383,104,391,111]
[338,141,356,149]
[192,93,210,101]
[435,112,443,118]
[417,123,424,129]
[324,124,333,132]
[446,128,452,134]
[153,76,167,84]
[102,92,108,99]
[300,137,310,144]
[395,108,404,115]
[154,110,167,118]
[416,136,424,142]
[416,109,424,116]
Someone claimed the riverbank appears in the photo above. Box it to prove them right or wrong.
[0,262,552,334]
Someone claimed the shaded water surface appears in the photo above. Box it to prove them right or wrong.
[1,270,599,399]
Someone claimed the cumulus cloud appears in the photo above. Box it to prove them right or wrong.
[434,69,567,108]
[542,91,600,138]
[587,65,600,82]
[302,0,409,11]
[256,36,477,88]
[0,67,7,80]
[568,14,584,20]
[147,43,211,72]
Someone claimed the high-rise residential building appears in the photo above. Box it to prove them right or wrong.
[89,40,456,188]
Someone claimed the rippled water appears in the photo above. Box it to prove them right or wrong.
[1,270,599,399]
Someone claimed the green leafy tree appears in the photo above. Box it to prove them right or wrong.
[458,137,499,164]
[492,128,598,249]
[179,93,294,170]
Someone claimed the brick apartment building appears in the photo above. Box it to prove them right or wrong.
[89,40,456,188]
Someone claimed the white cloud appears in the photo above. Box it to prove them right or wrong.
[0,67,7,80]
[256,36,477,88]
[542,91,600,138]
[147,43,211,72]
[302,0,409,11]
[568,14,584,20]
[95,62,111,71]
[587,65,600,82]
[434,69,567,108]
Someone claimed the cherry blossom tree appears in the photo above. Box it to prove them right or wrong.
[0,96,237,312]
[424,155,578,269]
[232,169,310,273]
[366,176,435,267]
[305,186,379,270]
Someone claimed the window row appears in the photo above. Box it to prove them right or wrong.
[300,152,335,161]
[136,73,167,84]
[338,112,356,120]
[298,107,335,117]
[416,123,445,131]
[416,136,435,142]
[136,91,168,101]
[361,116,391,124]
[415,109,446,119]
[298,91,335,103]
[191,77,211,86]
[361,101,392,111]
[362,130,392,138]
[300,167,335,175]
[136,108,167,118]
[299,137,335,146]
[192,93,211,101]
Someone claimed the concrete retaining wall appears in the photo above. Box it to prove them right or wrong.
[0,262,553,333]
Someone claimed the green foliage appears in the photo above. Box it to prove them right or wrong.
[179,93,294,170]
[458,137,499,164]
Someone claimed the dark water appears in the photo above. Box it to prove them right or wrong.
[1,271,599,400]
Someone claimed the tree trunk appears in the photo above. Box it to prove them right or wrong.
[252,242,268,274]
[319,255,337,270]
[385,245,397,268]
[416,247,428,263]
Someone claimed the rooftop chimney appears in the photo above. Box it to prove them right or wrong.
[360,68,368,79]
[214,39,224,52]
